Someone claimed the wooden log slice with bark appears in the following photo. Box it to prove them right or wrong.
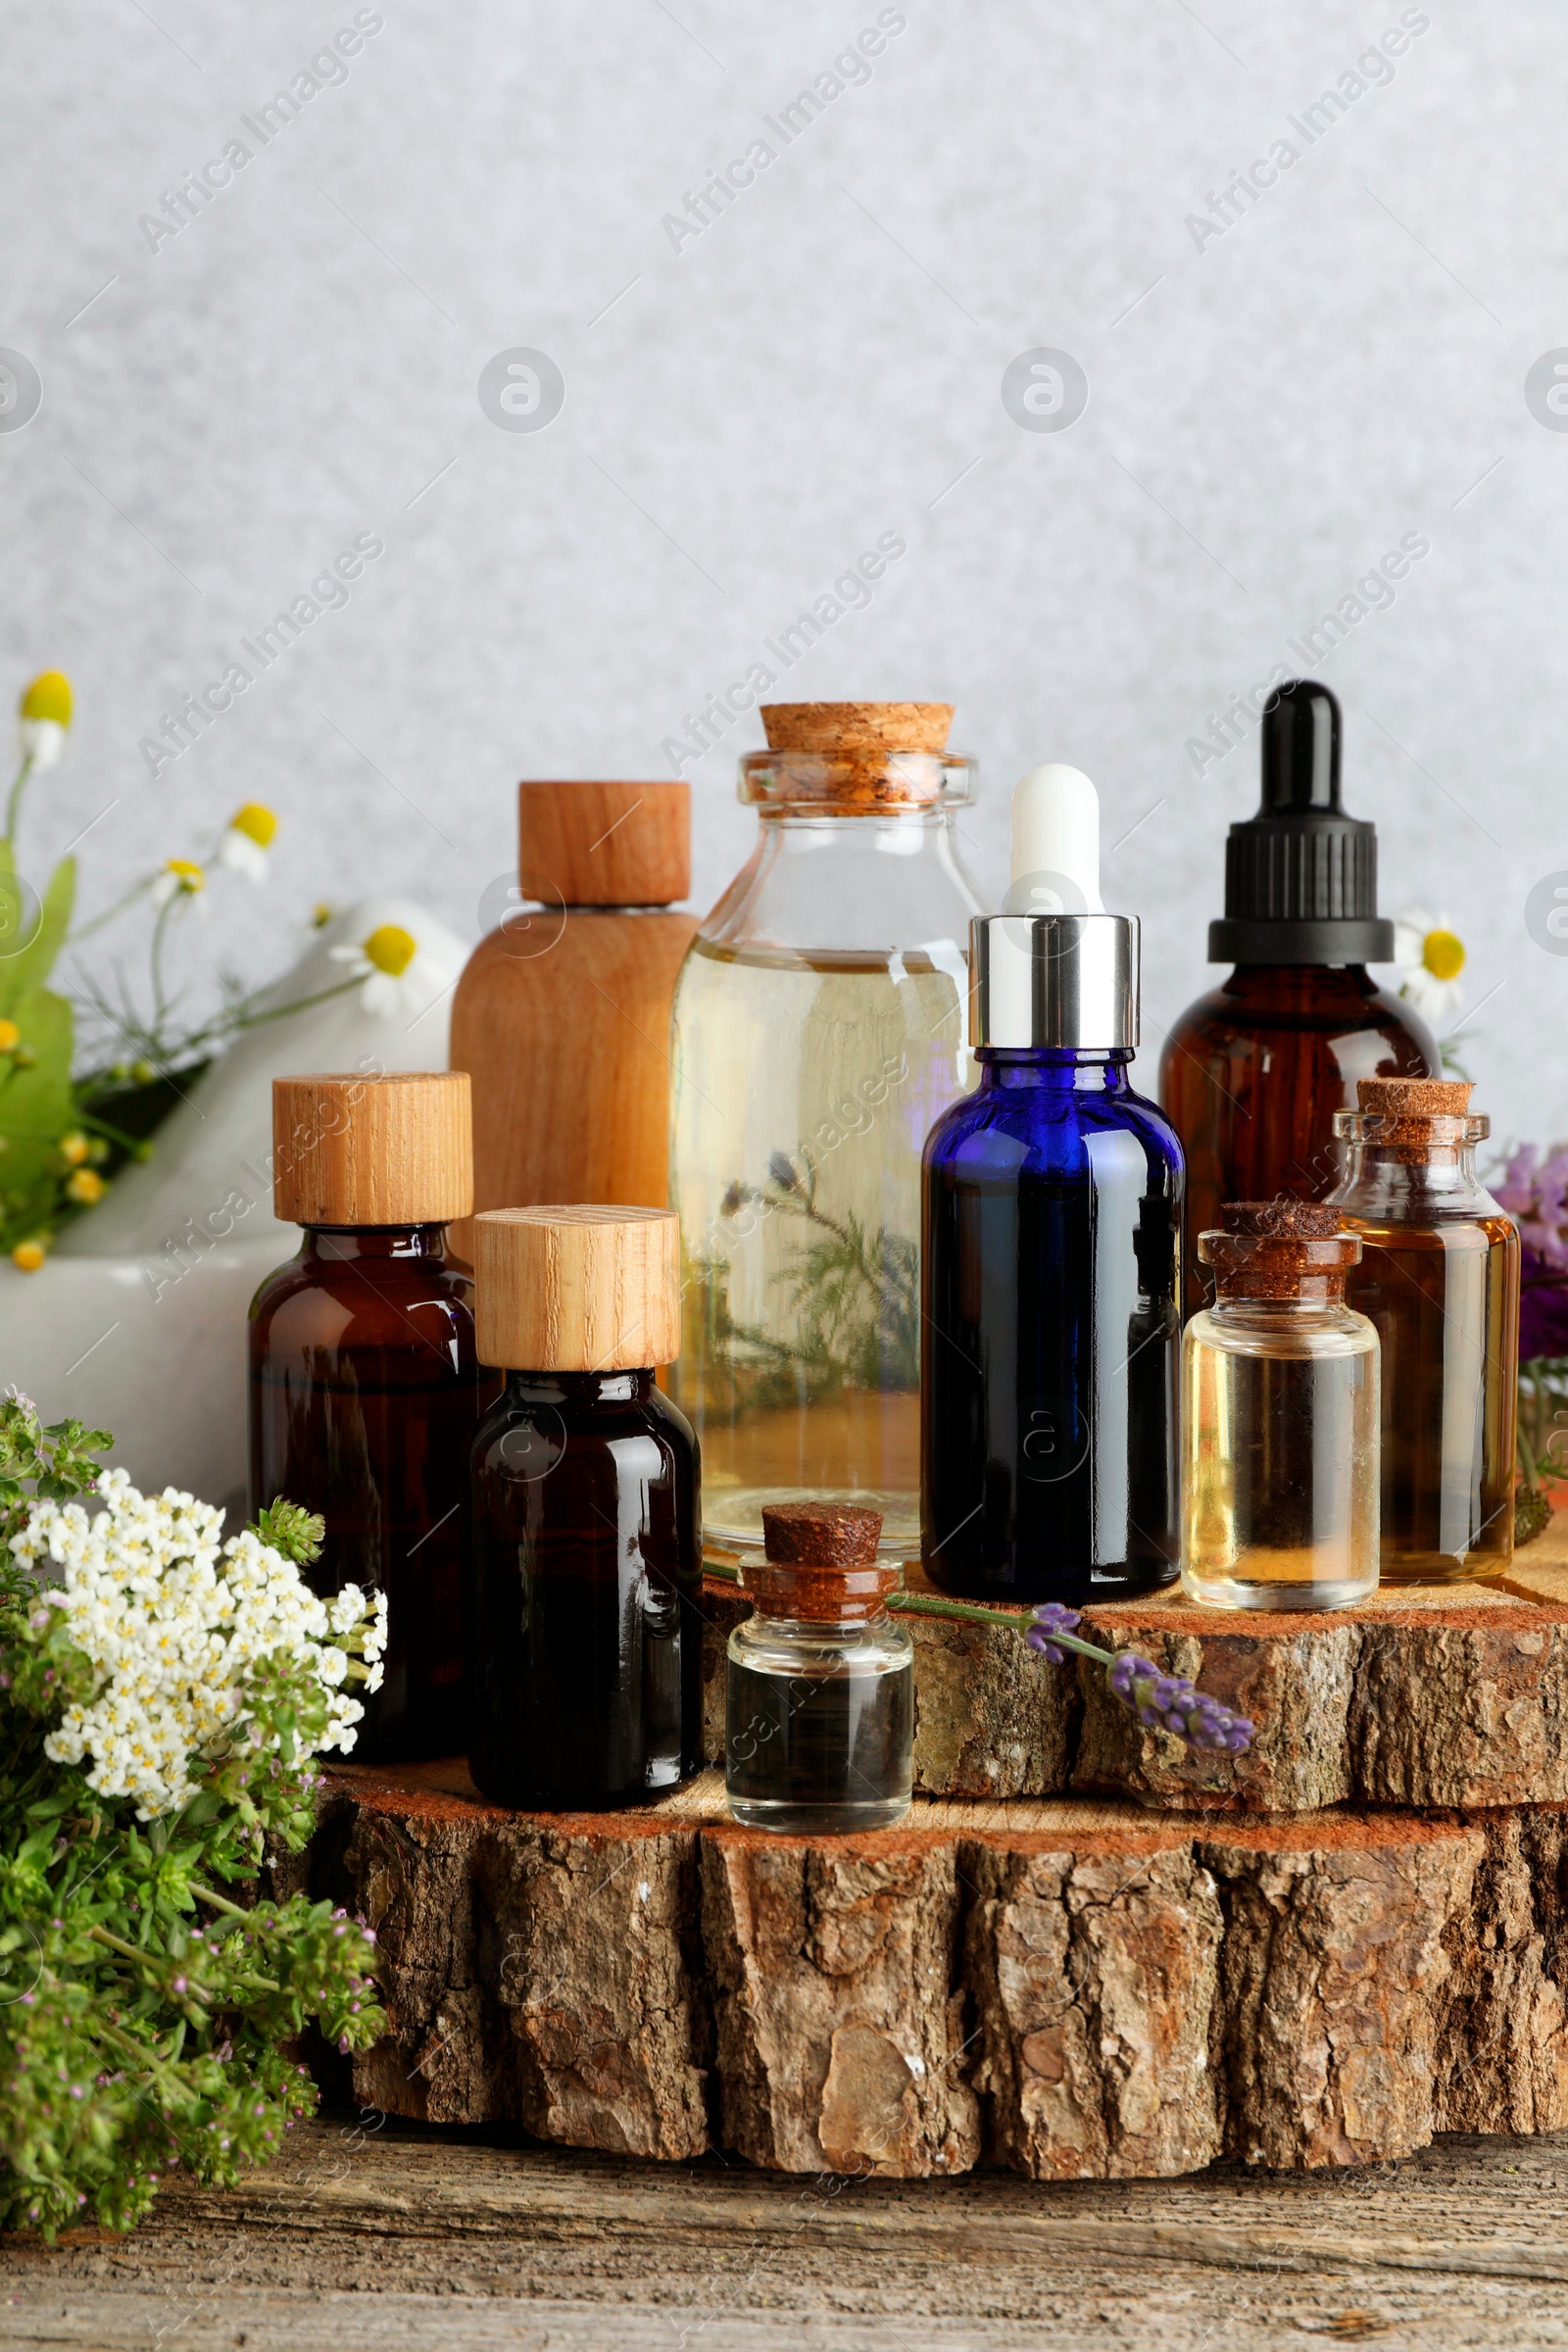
[702,1571,1568,1813]
[296,1764,1568,2183]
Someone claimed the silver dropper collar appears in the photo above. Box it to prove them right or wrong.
[970,912,1139,1051]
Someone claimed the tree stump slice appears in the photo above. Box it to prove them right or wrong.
[698,1572,1568,1813]
[301,1761,1568,2182]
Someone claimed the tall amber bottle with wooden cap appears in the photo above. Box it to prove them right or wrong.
[449,781,697,1253]
[467,1204,701,1809]
[667,702,984,1559]
[248,1071,482,1761]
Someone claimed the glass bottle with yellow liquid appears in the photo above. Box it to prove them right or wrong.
[1181,1200,1380,1610]
[668,702,984,1556]
[1328,1076,1519,1582]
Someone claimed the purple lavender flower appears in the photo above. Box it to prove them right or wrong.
[1025,1606,1254,1757]
[1025,1601,1081,1664]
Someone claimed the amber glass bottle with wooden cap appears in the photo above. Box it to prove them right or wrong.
[668,700,985,1560]
[449,781,697,1253]
[1181,1200,1380,1611]
[1328,1076,1519,1582]
[248,1071,482,1760]
[467,1204,702,1810]
[725,1499,913,1834]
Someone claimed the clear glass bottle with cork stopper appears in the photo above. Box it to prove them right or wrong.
[725,1500,913,1834]
[248,1070,481,1760]
[1328,1077,1519,1582]
[467,1204,701,1810]
[1181,1200,1380,1611]
[669,702,985,1561]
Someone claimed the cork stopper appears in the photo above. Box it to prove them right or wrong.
[760,704,953,754]
[1220,1200,1343,1238]
[1356,1077,1473,1117]
[741,1499,898,1623]
[1335,1075,1487,1157]
[271,1072,472,1227]
[744,703,970,813]
[517,781,689,907]
[473,1204,680,1372]
[1199,1200,1360,1300]
[761,1501,885,1564]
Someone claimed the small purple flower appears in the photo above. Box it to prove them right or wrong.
[1026,1601,1082,1664]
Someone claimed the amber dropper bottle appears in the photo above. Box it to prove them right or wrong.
[248,1071,482,1761]
[1160,681,1438,1314]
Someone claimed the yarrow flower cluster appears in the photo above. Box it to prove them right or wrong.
[10,1470,386,1818]
[1027,1601,1254,1757]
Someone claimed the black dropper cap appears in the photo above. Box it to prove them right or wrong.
[1207,681,1395,965]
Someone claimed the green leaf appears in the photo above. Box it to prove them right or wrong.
[0,986,74,1216]
[0,853,74,1016]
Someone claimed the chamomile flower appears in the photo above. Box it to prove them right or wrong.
[1393,906,1466,1023]
[328,922,427,1016]
[218,803,277,881]
[18,670,72,773]
[151,858,206,908]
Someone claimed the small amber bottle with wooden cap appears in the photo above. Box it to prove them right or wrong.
[1328,1077,1519,1582]
[467,1204,701,1810]
[449,780,697,1255]
[1181,1201,1380,1611]
[248,1071,481,1760]
[725,1500,913,1834]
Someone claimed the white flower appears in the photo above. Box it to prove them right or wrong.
[10,1469,383,1820]
[217,802,277,881]
[1392,906,1466,1024]
[151,858,206,909]
[18,670,71,772]
[329,922,431,1016]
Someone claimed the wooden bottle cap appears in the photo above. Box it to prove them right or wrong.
[473,1205,681,1371]
[760,703,953,754]
[1200,1200,1360,1299]
[271,1072,472,1227]
[517,782,690,907]
[1356,1076,1474,1117]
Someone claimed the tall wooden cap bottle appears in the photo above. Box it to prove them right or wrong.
[473,1204,681,1370]
[271,1070,473,1226]
[450,783,697,1242]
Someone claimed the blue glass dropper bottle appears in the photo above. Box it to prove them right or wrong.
[920,763,1184,1602]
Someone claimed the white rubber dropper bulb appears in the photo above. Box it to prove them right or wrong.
[1003,762,1105,916]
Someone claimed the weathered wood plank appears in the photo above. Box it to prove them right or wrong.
[9,2118,1568,2351]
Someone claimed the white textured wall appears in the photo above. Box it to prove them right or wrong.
[5,0,1565,1151]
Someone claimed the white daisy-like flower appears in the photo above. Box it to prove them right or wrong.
[217,802,277,881]
[329,922,430,1016]
[151,858,206,909]
[1392,906,1466,1023]
[18,670,71,773]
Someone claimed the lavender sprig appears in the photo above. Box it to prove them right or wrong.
[1026,1602,1254,1756]
[703,1563,1256,1759]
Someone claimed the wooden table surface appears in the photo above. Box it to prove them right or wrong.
[4,2112,1568,2350]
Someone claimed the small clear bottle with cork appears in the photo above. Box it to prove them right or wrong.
[248,1070,481,1760]
[1328,1077,1519,1582]
[725,1500,913,1834]
[1181,1201,1380,1611]
[467,1204,701,1810]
